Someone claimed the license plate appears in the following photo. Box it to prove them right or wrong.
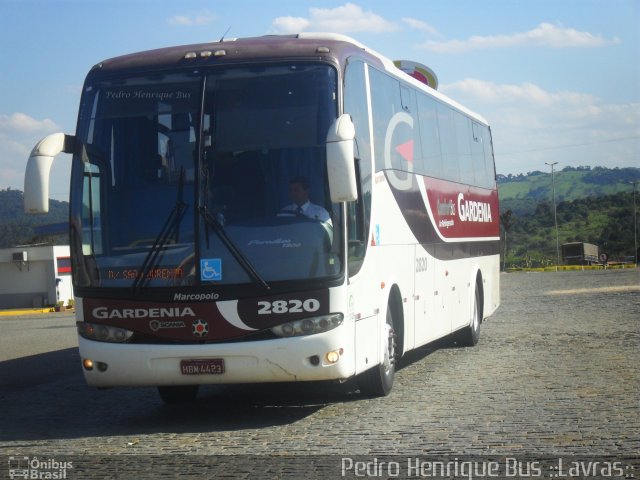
[180,359,225,375]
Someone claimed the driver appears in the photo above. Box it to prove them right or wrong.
[280,176,332,226]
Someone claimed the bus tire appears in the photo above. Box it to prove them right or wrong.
[458,282,481,347]
[157,385,199,404]
[358,308,396,397]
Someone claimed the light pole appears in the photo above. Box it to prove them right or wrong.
[546,162,560,271]
[632,180,638,265]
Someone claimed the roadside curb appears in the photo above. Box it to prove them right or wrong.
[0,308,72,317]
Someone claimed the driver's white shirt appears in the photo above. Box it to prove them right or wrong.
[282,201,332,225]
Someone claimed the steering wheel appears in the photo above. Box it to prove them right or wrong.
[277,208,307,219]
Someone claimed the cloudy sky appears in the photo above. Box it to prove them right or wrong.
[1,0,638,201]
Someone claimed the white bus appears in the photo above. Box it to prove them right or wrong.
[24,33,500,402]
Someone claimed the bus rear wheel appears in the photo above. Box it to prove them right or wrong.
[158,385,199,404]
[359,308,396,397]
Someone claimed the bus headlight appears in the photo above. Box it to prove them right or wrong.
[270,313,343,338]
[77,321,134,343]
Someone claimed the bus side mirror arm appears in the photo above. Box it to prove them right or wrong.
[24,133,75,214]
[326,114,358,203]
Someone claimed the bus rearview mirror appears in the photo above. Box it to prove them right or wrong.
[24,133,73,214]
[326,114,357,203]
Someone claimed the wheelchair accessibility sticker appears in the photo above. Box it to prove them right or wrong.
[200,259,222,281]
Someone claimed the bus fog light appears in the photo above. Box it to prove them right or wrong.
[96,362,108,372]
[83,358,94,371]
[325,348,343,364]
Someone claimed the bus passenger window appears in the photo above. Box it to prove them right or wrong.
[82,163,102,255]
[437,103,460,183]
[344,60,372,275]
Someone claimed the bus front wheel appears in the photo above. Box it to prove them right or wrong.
[358,308,396,397]
[457,283,481,347]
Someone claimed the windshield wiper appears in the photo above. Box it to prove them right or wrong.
[199,207,271,290]
[133,168,188,292]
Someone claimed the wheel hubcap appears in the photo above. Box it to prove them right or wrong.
[472,292,479,332]
[382,322,396,375]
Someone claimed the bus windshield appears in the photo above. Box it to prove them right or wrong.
[70,64,341,290]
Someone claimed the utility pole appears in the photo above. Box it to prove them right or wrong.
[632,180,638,265]
[546,162,560,271]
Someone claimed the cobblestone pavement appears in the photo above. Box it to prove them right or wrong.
[0,269,638,477]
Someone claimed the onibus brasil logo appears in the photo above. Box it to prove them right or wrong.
[8,456,73,479]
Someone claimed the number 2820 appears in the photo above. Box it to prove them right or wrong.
[257,299,320,315]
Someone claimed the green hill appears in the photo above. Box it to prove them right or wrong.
[497,167,639,267]
[497,166,639,216]
[503,191,637,267]
[0,188,69,248]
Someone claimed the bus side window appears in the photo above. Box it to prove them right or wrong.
[82,163,103,255]
[470,122,485,188]
[416,93,442,178]
[482,126,497,188]
[344,59,373,276]
[437,103,460,183]
[457,115,474,186]
[346,157,367,272]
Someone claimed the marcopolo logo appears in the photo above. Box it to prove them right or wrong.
[173,292,220,301]
[436,198,456,216]
[192,319,209,337]
[8,456,73,479]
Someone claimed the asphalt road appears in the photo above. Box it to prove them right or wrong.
[0,269,638,479]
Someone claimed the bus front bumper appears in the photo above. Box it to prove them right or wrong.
[78,334,354,387]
